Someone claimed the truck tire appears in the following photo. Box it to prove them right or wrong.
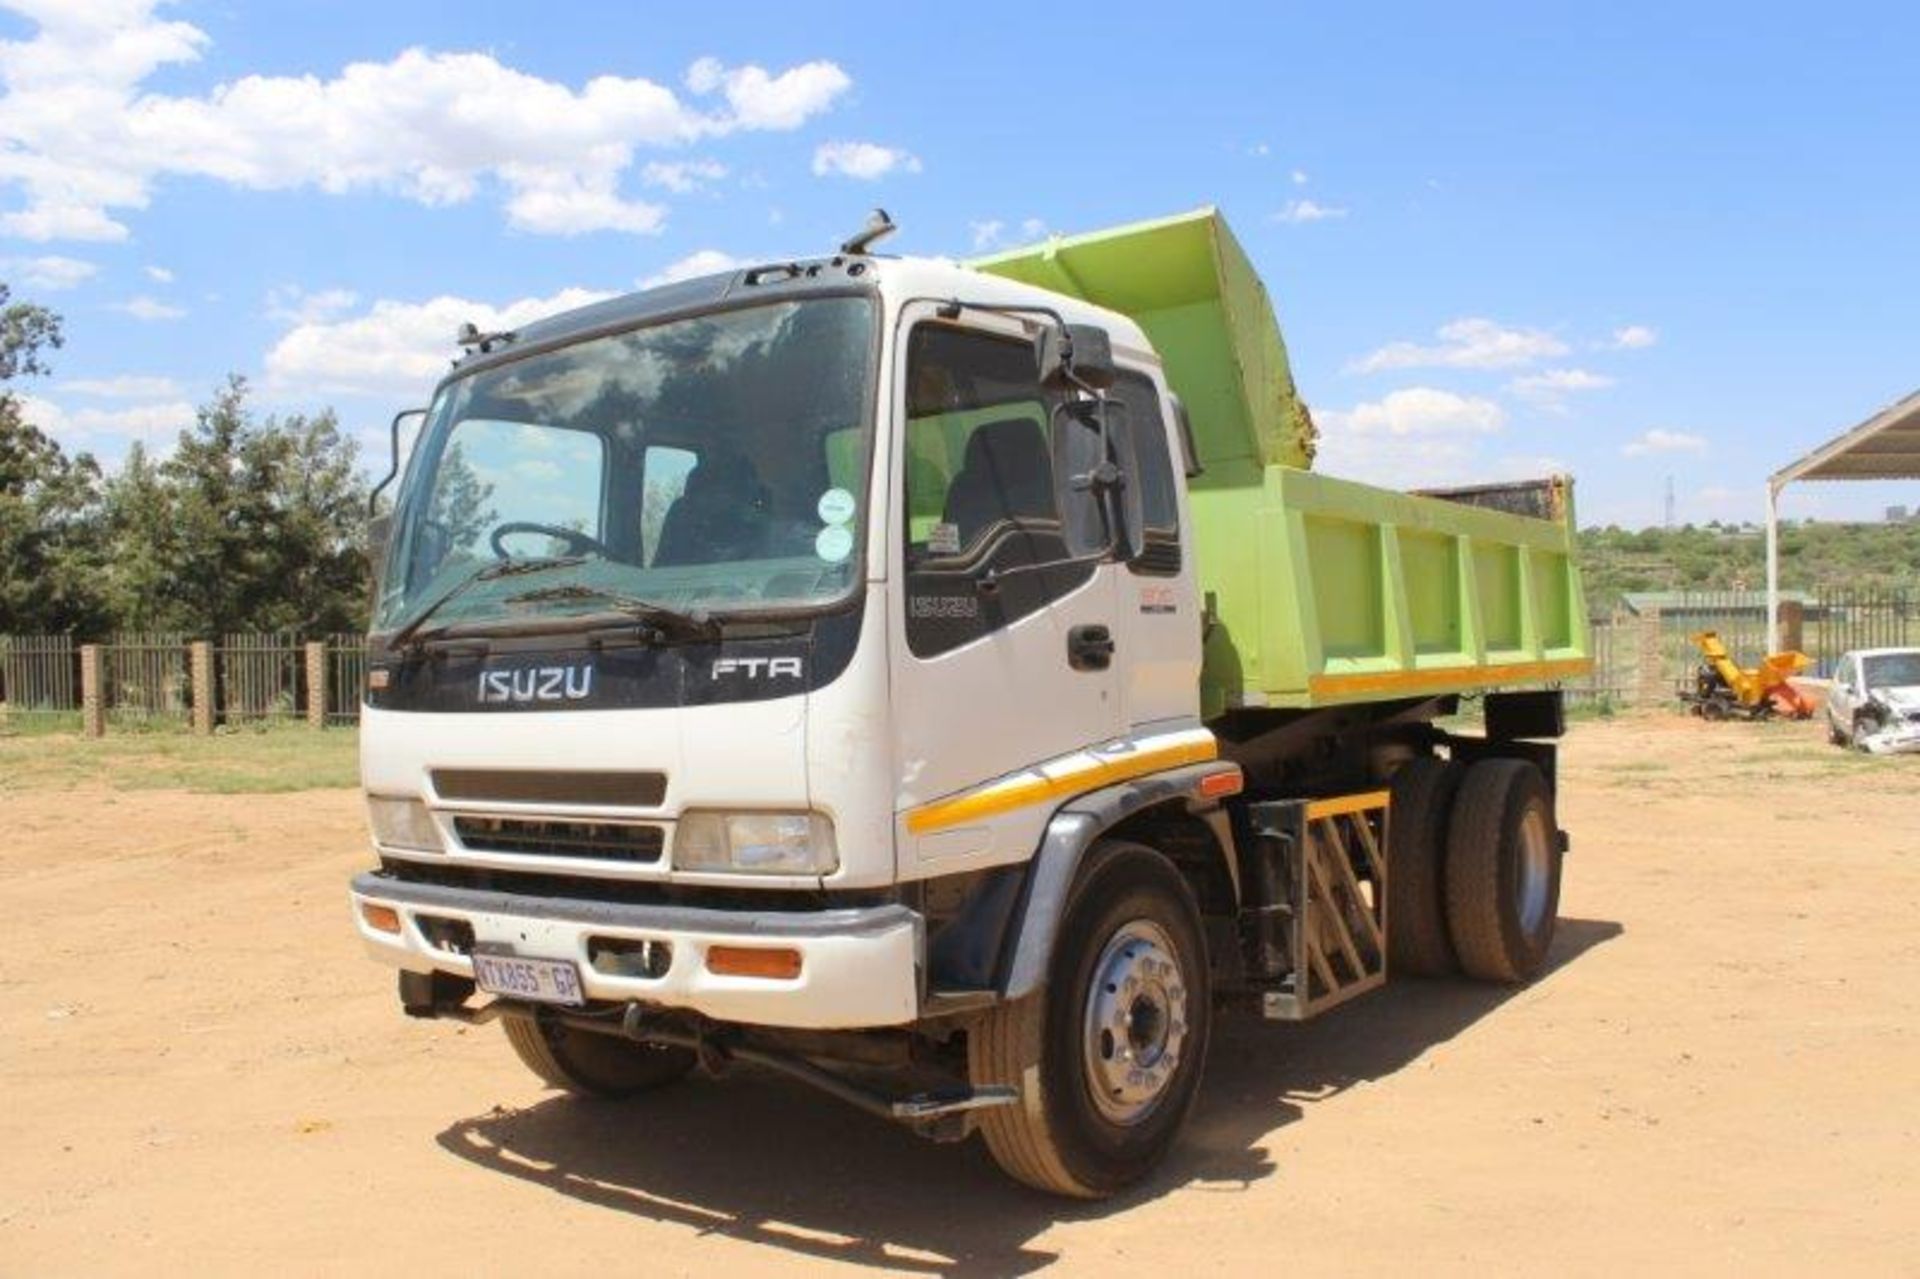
[968,841,1212,1198]
[1386,757,1463,977]
[1443,759,1560,983]
[502,1014,695,1098]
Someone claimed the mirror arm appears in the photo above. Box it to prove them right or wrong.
[369,408,427,518]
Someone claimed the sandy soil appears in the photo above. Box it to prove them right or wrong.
[2,715,1916,1276]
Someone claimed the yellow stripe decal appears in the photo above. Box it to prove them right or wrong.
[1307,657,1592,700]
[1304,789,1391,820]
[906,736,1218,836]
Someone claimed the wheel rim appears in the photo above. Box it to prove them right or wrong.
[1515,803,1554,935]
[1082,918,1188,1126]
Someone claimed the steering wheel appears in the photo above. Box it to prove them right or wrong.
[489,521,613,560]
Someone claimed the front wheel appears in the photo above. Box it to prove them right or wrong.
[503,1013,695,1098]
[968,841,1212,1198]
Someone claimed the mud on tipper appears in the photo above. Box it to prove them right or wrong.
[350,208,1589,1196]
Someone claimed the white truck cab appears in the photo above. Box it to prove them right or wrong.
[351,213,1583,1196]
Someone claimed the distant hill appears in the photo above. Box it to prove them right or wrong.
[1579,520,1920,604]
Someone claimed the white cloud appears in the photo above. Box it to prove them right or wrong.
[263,286,614,397]
[1313,388,1510,488]
[685,57,852,130]
[640,249,743,288]
[1507,366,1615,409]
[1290,168,1309,186]
[143,264,173,283]
[501,174,666,236]
[812,141,922,181]
[1349,317,1568,374]
[110,294,185,320]
[969,217,1049,252]
[57,374,181,398]
[1622,428,1707,457]
[1274,198,1346,224]
[640,158,727,194]
[0,6,852,241]
[1248,142,1270,158]
[18,392,194,447]
[1318,387,1506,438]
[266,285,358,326]
[2,253,96,289]
[1607,324,1658,350]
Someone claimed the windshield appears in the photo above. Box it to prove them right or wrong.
[374,296,875,634]
[1863,652,1920,690]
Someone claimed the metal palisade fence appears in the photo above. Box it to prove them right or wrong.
[1,590,1913,730]
[0,632,370,732]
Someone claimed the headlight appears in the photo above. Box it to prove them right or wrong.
[674,811,838,875]
[366,796,441,852]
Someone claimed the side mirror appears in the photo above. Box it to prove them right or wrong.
[1037,323,1116,392]
[367,512,393,590]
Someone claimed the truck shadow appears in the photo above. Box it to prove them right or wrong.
[435,916,1620,1275]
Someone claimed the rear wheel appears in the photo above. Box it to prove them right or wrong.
[503,1014,695,1098]
[968,841,1212,1198]
[1444,759,1561,983]
[1385,757,1463,977]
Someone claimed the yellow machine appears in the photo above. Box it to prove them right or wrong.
[1682,631,1813,720]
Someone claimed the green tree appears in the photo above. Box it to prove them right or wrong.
[98,441,182,631]
[155,377,371,636]
[0,285,109,633]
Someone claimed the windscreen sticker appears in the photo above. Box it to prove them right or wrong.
[817,487,857,526]
[927,522,961,555]
[815,524,855,563]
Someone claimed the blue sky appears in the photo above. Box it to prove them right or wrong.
[3,0,1916,529]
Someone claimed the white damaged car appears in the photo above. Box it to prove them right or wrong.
[1826,648,1920,754]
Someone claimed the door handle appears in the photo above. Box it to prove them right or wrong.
[1068,624,1115,671]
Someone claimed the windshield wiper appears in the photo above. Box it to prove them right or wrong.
[386,555,588,651]
[503,582,719,641]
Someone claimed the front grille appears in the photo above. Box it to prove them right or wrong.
[453,816,666,864]
[433,769,667,808]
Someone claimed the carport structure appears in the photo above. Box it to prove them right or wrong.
[1767,388,1920,649]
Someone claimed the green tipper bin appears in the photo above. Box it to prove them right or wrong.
[973,209,1591,718]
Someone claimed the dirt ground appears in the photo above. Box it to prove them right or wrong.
[2,714,1916,1276]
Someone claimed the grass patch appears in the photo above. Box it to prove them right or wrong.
[0,722,358,794]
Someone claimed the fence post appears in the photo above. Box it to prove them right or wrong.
[1635,606,1665,706]
[1778,600,1805,655]
[80,644,105,738]
[190,641,215,735]
[305,642,327,729]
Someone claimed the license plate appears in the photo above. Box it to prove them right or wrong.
[472,950,586,1006]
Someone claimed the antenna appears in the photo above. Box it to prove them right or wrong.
[1664,475,1676,529]
[840,208,897,255]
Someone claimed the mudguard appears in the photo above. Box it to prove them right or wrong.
[998,760,1239,1001]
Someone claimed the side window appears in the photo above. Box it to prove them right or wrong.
[902,324,1092,658]
[1109,372,1182,575]
[639,445,697,566]
[904,325,1059,557]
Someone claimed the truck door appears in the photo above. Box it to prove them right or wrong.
[1105,372,1203,731]
[889,308,1124,876]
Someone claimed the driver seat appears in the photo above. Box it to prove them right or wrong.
[653,452,771,567]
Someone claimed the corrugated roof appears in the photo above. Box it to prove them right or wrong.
[1773,388,1920,485]
[1621,590,1814,614]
